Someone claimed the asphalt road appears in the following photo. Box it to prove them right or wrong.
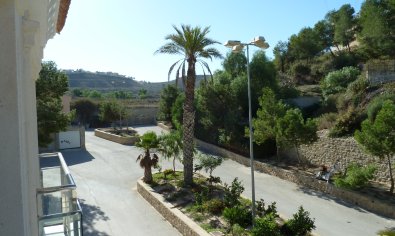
[62,126,395,236]
[61,127,179,236]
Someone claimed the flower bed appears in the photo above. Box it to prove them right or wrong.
[142,171,315,236]
[94,128,139,145]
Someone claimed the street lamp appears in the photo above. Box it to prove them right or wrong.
[224,36,269,220]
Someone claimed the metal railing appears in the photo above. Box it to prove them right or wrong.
[38,152,83,236]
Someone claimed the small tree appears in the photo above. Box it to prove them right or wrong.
[252,88,287,157]
[136,132,159,183]
[194,153,223,178]
[354,100,395,194]
[158,85,180,123]
[99,100,125,129]
[36,61,70,147]
[71,99,97,126]
[277,108,318,164]
[158,130,183,172]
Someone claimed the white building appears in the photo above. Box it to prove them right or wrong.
[0,0,71,235]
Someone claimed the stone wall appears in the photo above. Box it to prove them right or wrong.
[137,179,211,236]
[195,139,395,219]
[94,128,139,145]
[287,130,392,184]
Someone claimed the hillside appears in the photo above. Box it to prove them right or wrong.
[65,70,205,96]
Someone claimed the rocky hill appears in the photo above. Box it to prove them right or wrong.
[65,70,205,96]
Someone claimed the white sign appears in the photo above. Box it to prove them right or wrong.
[59,131,80,149]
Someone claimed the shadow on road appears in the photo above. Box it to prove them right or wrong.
[80,199,110,236]
[60,148,95,166]
[297,185,370,214]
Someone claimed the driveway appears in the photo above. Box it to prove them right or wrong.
[62,126,395,236]
[61,127,179,236]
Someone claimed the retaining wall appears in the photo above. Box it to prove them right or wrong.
[287,130,392,183]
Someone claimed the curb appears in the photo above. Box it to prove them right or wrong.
[137,179,211,236]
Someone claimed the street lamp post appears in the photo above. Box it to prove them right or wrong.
[224,37,269,220]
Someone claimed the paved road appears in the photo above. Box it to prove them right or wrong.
[212,158,395,236]
[63,126,395,236]
[61,127,179,236]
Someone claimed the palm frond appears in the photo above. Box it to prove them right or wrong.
[198,61,208,82]
[199,60,213,80]
[155,42,183,55]
[168,60,182,82]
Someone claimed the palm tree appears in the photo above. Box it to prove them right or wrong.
[158,130,183,173]
[156,25,222,186]
[136,131,159,183]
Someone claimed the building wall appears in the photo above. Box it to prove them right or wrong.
[0,0,60,235]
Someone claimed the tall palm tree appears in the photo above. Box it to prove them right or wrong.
[156,25,222,185]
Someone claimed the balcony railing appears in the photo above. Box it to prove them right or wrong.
[38,152,83,236]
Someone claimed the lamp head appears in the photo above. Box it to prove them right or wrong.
[232,44,244,53]
[224,40,241,48]
[251,36,269,49]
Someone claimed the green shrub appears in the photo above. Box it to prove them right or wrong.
[203,198,225,215]
[334,163,377,190]
[163,169,173,179]
[377,229,395,236]
[317,112,338,130]
[231,223,248,236]
[321,66,360,100]
[224,178,245,207]
[367,94,395,121]
[329,108,366,137]
[346,75,369,95]
[256,199,279,218]
[223,206,252,228]
[292,62,311,77]
[282,206,315,236]
[251,213,281,236]
[194,187,209,207]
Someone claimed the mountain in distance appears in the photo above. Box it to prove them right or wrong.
[65,69,206,96]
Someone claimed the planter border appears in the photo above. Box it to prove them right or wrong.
[137,179,211,236]
[94,128,139,145]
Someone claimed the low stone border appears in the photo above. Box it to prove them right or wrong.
[157,122,172,131]
[137,179,211,236]
[94,128,139,145]
[196,139,395,219]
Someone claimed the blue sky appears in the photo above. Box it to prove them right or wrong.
[44,0,363,82]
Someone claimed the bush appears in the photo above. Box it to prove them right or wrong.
[321,66,360,100]
[329,108,366,137]
[334,163,377,190]
[316,112,338,130]
[222,206,252,228]
[282,206,315,236]
[231,224,248,236]
[367,94,395,121]
[194,187,209,207]
[203,198,225,215]
[251,213,281,236]
[256,199,279,218]
[224,178,245,207]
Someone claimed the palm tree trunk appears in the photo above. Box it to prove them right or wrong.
[387,155,394,194]
[143,151,153,183]
[183,61,196,186]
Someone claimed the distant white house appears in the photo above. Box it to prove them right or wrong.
[0,1,71,235]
